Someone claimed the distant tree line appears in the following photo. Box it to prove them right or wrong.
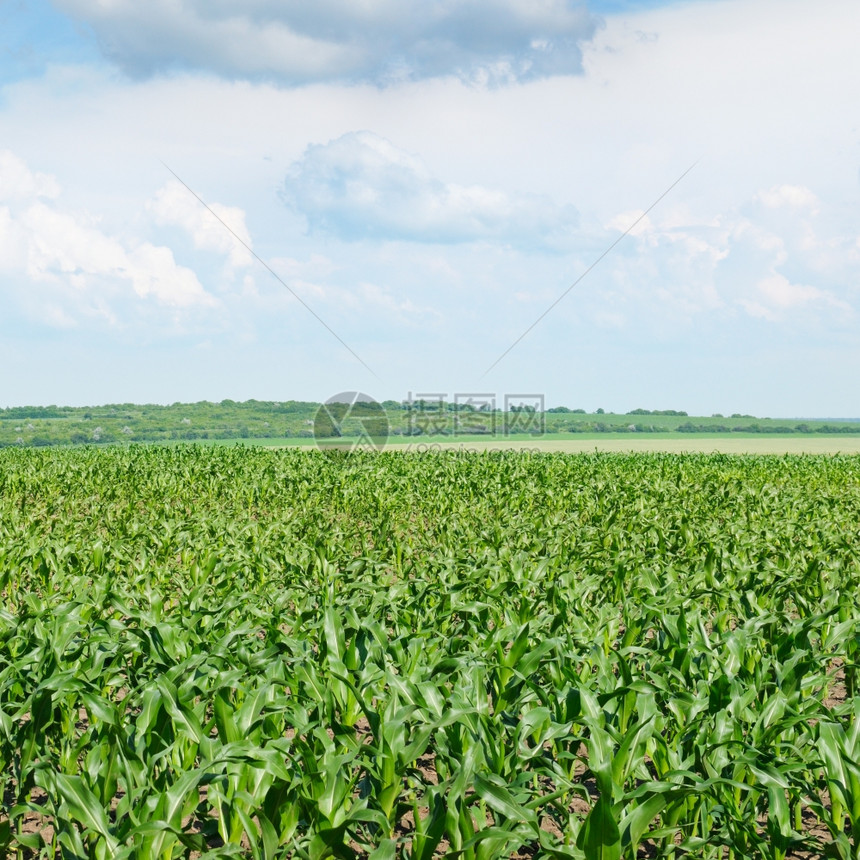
[1,399,860,448]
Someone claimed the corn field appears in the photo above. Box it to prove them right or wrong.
[1,446,860,859]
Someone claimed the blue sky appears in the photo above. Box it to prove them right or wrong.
[1,0,859,416]
[0,0,99,84]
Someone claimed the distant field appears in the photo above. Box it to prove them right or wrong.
[383,434,860,455]
[192,433,860,454]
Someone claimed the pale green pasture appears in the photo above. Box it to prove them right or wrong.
[382,434,860,454]
[175,433,860,455]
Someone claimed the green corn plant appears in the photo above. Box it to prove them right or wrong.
[814,699,860,858]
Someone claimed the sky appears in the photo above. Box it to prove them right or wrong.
[0,0,859,416]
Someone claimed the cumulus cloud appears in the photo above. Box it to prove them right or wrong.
[591,219,728,328]
[606,209,653,238]
[740,274,848,321]
[715,205,854,323]
[593,184,857,331]
[51,0,596,85]
[757,273,836,309]
[281,131,578,247]
[0,150,216,325]
[755,184,820,212]
[0,150,61,202]
[273,274,442,325]
[23,202,215,310]
[148,180,254,268]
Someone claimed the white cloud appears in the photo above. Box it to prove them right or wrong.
[0,207,26,270]
[757,273,825,308]
[593,185,857,331]
[718,215,855,323]
[291,278,441,324]
[606,209,653,238]
[51,0,597,86]
[148,180,254,268]
[19,202,215,310]
[0,151,217,325]
[0,150,61,202]
[255,253,442,326]
[23,203,127,284]
[125,243,216,307]
[281,131,578,247]
[749,273,848,320]
[756,184,820,213]
[271,254,339,280]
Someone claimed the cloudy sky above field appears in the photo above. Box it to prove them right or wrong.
[1,0,859,415]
